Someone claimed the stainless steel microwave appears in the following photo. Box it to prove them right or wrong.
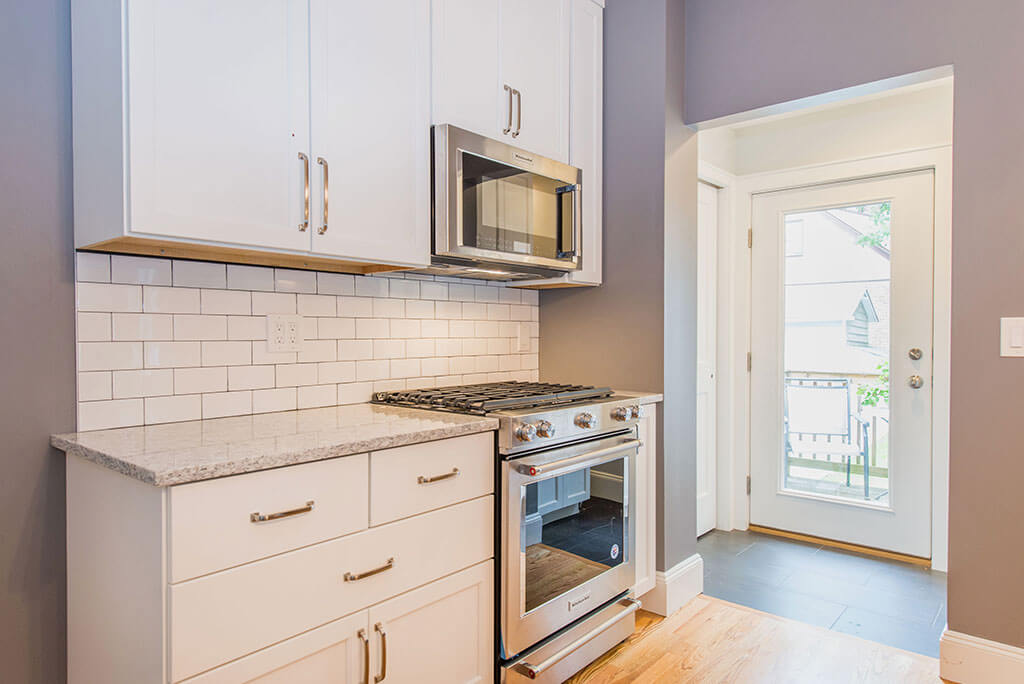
[430,124,582,280]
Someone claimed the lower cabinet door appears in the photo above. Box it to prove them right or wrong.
[366,560,494,684]
[182,610,369,684]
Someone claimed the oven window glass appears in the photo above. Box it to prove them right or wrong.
[520,458,627,614]
[461,152,574,261]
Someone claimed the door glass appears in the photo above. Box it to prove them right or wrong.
[461,152,573,260]
[520,459,626,614]
[782,202,891,505]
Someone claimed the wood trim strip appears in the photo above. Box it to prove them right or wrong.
[747,524,932,567]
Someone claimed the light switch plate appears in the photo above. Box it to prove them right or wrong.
[267,314,303,352]
[1000,317,1024,357]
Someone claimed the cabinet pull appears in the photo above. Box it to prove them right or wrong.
[417,467,459,485]
[503,84,513,135]
[344,557,394,582]
[373,622,388,683]
[316,156,329,234]
[358,629,370,684]
[511,88,522,138]
[249,500,314,523]
[297,152,310,232]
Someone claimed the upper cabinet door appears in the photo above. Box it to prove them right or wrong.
[310,0,431,266]
[432,0,502,138]
[499,0,570,162]
[128,0,311,252]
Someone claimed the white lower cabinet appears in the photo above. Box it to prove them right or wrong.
[633,410,658,597]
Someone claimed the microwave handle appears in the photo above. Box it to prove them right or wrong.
[556,183,580,259]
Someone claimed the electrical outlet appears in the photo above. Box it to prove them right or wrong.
[267,314,303,352]
[516,322,530,352]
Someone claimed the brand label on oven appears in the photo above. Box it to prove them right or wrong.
[611,544,620,560]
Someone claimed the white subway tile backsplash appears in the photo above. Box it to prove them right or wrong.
[113,369,173,398]
[227,264,275,292]
[79,283,142,312]
[111,255,172,285]
[173,260,226,289]
[174,367,227,395]
[145,394,202,424]
[317,272,354,295]
[77,252,110,283]
[76,254,539,427]
[521,290,539,305]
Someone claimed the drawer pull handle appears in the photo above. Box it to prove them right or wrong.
[417,468,460,485]
[249,500,315,523]
[344,557,395,582]
[358,628,370,684]
[374,622,388,682]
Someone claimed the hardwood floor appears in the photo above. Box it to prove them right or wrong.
[568,595,944,683]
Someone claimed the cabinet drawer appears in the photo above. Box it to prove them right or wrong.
[370,432,493,526]
[169,495,493,682]
[168,455,369,583]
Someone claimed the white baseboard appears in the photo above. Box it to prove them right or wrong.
[639,553,703,617]
[940,629,1024,683]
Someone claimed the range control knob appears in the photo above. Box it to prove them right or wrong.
[630,405,641,419]
[514,422,537,442]
[534,420,555,438]
[574,412,596,429]
[610,406,632,422]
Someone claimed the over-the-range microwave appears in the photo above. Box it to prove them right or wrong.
[424,124,583,281]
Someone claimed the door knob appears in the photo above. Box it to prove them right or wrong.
[908,375,924,389]
[908,348,923,360]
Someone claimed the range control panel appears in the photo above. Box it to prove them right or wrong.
[498,397,644,456]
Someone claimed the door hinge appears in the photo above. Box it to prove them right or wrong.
[746,475,751,495]
[747,228,753,248]
[746,352,752,372]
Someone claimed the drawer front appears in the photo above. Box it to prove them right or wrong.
[370,432,493,526]
[170,495,493,682]
[169,455,369,583]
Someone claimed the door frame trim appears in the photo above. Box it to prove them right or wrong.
[716,145,952,571]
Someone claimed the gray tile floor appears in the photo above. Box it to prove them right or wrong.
[698,530,947,657]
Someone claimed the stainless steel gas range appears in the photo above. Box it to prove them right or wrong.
[374,382,642,683]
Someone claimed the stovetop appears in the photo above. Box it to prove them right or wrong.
[372,381,613,415]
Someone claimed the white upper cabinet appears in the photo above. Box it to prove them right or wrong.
[432,0,570,163]
[309,0,431,265]
[128,0,311,252]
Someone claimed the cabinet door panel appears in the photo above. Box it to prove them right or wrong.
[128,0,310,251]
[568,0,602,284]
[499,0,570,162]
[310,0,431,266]
[432,0,502,138]
[367,561,493,684]
[559,467,591,507]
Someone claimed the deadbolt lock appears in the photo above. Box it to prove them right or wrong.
[908,348,923,361]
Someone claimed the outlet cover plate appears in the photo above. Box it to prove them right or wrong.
[267,314,303,352]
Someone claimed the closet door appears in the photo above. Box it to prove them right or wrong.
[128,0,311,251]
[309,0,431,266]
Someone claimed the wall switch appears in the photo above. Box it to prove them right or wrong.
[267,314,304,352]
[516,322,530,352]
[1000,317,1024,357]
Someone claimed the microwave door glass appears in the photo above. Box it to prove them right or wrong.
[520,458,627,614]
[461,152,568,261]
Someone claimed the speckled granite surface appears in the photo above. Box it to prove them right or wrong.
[52,403,497,487]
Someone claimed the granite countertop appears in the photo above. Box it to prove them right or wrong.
[52,403,498,487]
[614,390,664,405]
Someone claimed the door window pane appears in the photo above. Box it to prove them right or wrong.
[783,202,891,505]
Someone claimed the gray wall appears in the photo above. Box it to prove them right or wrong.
[540,0,697,571]
[0,0,76,681]
[685,0,1024,649]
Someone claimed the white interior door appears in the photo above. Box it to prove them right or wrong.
[310,0,431,266]
[696,181,718,536]
[750,171,934,557]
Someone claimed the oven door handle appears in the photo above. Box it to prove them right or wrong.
[515,439,641,477]
[514,598,641,679]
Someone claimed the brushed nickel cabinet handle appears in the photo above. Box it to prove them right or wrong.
[511,88,522,138]
[358,628,370,684]
[297,152,310,232]
[373,622,388,683]
[344,557,394,582]
[417,468,459,485]
[316,156,329,234]
[249,500,314,523]
[503,84,513,135]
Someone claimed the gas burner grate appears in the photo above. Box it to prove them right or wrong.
[373,381,613,415]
